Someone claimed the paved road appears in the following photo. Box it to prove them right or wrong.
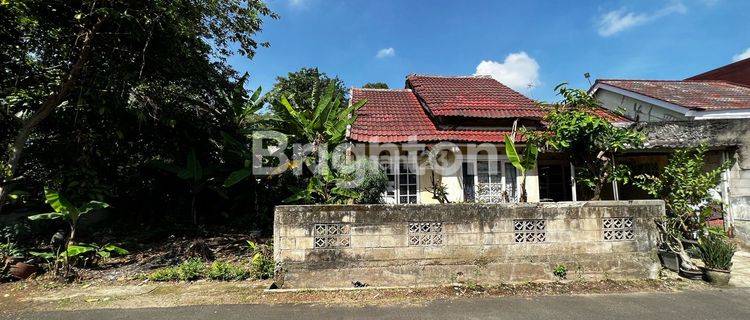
[6,288,749,320]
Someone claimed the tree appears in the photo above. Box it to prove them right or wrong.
[0,1,278,221]
[542,84,644,200]
[268,68,347,128]
[634,145,732,271]
[271,82,367,203]
[362,82,389,89]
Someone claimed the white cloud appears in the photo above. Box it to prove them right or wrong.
[597,2,687,37]
[376,47,396,59]
[732,48,750,62]
[474,52,540,93]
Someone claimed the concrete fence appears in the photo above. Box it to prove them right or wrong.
[273,200,664,288]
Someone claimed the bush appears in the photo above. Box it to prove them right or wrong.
[207,261,251,281]
[148,259,205,282]
[148,267,180,282]
[247,241,274,279]
[351,160,388,204]
[177,258,205,281]
[699,236,737,271]
[148,259,260,282]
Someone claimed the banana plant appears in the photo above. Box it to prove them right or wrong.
[267,81,367,203]
[28,189,109,277]
[220,75,274,189]
[504,134,539,202]
[28,189,109,244]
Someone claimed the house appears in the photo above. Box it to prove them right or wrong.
[590,57,750,244]
[347,74,627,205]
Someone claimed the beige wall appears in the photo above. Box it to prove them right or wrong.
[594,90,687,122]
[363,145,541,204]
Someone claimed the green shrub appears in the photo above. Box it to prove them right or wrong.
[247,241,275,279]
[177,258,205,281]
[699,236,737,271]
[553,264,567,280]
[207,261,251,281]
[148,267,180,282]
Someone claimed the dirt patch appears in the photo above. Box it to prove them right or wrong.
[0,277,712,314]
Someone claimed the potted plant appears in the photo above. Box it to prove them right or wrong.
[698,236,737,286]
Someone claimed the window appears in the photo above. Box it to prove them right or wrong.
[463,158,518,203]
[380,158,419,204]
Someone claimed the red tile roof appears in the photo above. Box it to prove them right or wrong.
[349,88,517,143]
[406,75,544,118]
[596,79,750,111]
[348,87,629,143]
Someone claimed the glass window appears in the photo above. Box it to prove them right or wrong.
[380,158,418,204]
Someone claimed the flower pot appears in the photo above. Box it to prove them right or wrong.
[658,249,680,272]
[702,268,731,286]
[9,262,38,280]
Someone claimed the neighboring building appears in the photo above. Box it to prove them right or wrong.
[590,57,750,244]
[347,74,626,205]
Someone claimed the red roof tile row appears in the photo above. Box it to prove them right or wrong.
[406,75,542,118]
[349,88,518,143]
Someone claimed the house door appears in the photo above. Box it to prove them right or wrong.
[538,163,571,202]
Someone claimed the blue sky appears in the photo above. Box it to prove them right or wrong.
[230,0,750,102]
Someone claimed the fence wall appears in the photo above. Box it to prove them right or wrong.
[273,201,664,288]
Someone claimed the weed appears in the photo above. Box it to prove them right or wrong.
[177,258,205,281]
[248,241,274,279]
[207,261,251,281]
[148,267,180,282]
[553,264,567,280]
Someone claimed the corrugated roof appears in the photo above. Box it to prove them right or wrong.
[597,79,750,111]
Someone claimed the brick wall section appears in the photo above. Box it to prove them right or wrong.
[274,201,664,288]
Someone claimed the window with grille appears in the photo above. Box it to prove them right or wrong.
[380,158,418,204]
[463,158,518,203]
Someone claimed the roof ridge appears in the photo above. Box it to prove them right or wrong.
[598,79,750,87]
[407,73,492,79]
[352,88,412,92]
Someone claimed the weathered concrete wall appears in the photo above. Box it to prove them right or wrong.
[274,201,663,288]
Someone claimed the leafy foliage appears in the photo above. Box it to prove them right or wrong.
[699,236,736,271]
[635,145,731,226]
[638,145,733,271]
[247,241,274,279]
[553,264,567,280]
[504,134,538,202]
[272,81,368,204]
[207,261,251,281]
[362,82,389,89]
[1,0,278,227]
[268,67,347,127]
[540,84,644,200]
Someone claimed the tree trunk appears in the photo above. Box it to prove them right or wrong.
[519,174,528,203]
[0,18,104,213]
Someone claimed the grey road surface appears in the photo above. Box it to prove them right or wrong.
[5,288,749,320]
